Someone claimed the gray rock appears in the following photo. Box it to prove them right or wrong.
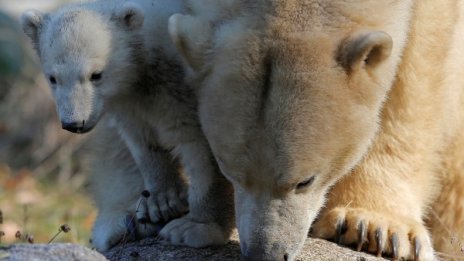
[0,243,108,261]
[103,235,387,261]
[0,236,388,261]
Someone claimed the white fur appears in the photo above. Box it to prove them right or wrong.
[21,0,234,251]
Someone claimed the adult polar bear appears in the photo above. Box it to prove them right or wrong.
[169,0,464,260]
[20,0,233,251]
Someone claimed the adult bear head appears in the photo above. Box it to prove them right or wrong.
[169,1,412,260]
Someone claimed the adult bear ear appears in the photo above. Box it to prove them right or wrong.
[116,2,144,30]
[20,9,44,51]
[168,14,212,71]
[338,31,393,73]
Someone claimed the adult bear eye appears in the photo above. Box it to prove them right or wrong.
[296,176,315,190]
[49,76,57,84]
[90,71,103,82]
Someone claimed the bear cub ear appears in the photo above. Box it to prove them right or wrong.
[168,14,212,71]
[20,9,44,50]
[338,31,393,73]
[116,2,144,30]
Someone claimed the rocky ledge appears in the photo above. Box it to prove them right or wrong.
[0,237,386,261]
[103,236,386,261]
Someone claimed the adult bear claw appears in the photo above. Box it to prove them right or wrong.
[375,228,383,257]
[391,233,399,261]
[357,221,367,251]
[414,237,422,261]
[335,220,348,244]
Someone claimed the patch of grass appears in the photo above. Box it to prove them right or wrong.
[0,165,96,246]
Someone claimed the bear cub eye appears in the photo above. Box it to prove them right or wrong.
[296,176,315,190]
[90,71,103,82]
[49,76,57,84]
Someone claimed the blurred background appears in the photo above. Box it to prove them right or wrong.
[0,0,96,245]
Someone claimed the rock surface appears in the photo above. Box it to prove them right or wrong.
[103,236,387,261]
[0,243,107,261]
[0,237,388,261]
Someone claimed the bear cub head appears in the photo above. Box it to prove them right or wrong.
[21,2,145,133]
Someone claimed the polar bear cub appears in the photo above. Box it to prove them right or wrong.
[21,0,233,251]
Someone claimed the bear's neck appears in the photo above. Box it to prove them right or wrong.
[108,45,193,112]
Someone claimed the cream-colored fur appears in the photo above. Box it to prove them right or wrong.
[169,0,464,260]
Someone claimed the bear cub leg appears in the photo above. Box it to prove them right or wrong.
[159,141,234,247]
[117,122,189,225]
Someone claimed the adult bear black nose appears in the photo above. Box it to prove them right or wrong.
[61,121,85,133]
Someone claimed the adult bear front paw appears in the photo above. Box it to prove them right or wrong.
[158,215,229,247]
[312,207,436,261]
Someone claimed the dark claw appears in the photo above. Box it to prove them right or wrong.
[141,190,151,198]
[375,228,383,257]
[391,233,399,261]
[154,222,167,234]
[308,226,313,236]
[335,219,347,244]
[414,237,421,261]
[357,221,367,252]
[124,215,137,241]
